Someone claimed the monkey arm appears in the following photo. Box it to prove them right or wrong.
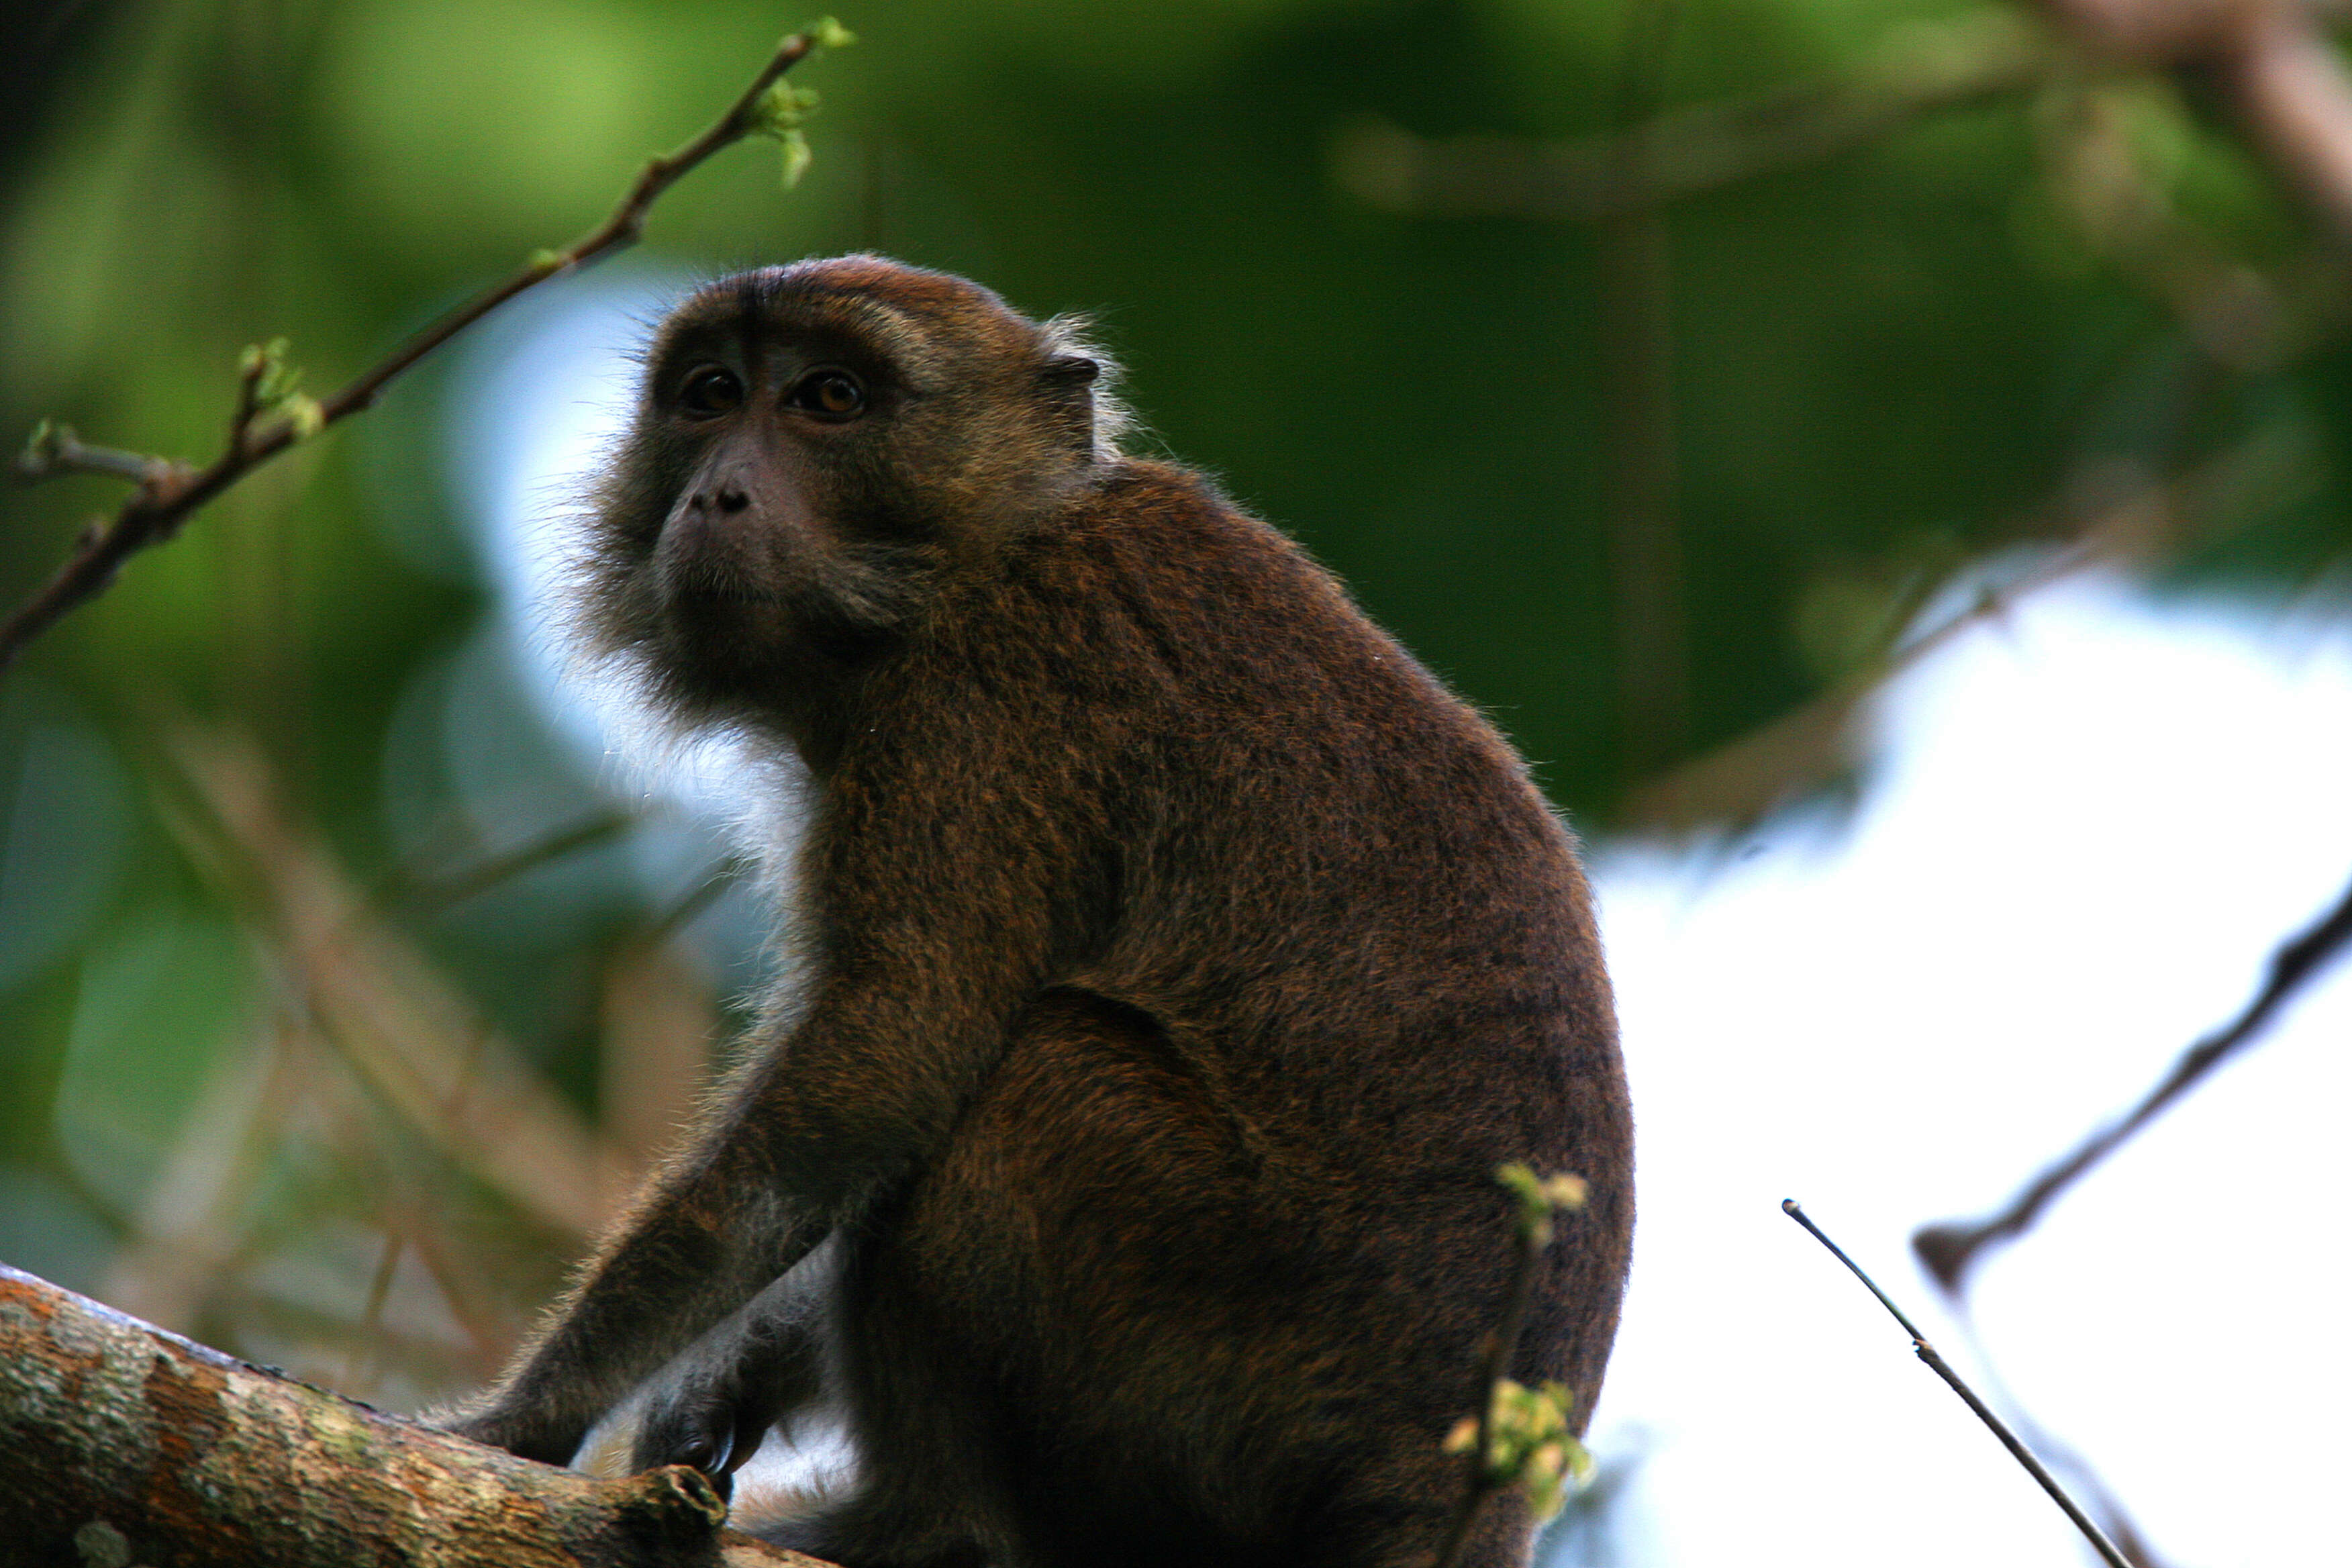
[434,1136,820,1463]
[442,726,1091,1467]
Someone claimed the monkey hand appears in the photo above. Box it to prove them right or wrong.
[629,1371,773,1502]
[628,1292,820,1498]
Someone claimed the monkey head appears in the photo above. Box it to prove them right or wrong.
[581,256,1117,731]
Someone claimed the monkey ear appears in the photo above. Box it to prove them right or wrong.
[1039,354,1103,456]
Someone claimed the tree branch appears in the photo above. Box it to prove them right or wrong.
[1620,417,2300,833]
[0,1264,831,1567]
[0,20,844,673]
[1912,863,2352,1291]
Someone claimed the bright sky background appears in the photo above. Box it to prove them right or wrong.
[449,273,2352,1567]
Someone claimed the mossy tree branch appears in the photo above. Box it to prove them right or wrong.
[0,1264,834,1567]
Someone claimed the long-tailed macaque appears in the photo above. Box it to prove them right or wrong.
[437,255,1634,1568]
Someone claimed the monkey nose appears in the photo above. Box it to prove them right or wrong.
[686,467,754,516]
[693,480,750,516]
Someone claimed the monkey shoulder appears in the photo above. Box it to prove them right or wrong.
[1051,457,1331,599]
[990,458,1598,955]
[1040,460,1546,786]
[1006,460,1444,705]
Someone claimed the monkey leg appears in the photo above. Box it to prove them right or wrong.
[759,987,1536,1568]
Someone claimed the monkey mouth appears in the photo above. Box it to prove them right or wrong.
[667,583,783,607]
[656,552,787,609]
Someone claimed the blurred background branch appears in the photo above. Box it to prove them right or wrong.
[1332,0,2352,828]
[1914,859,2352,1290]
[1333,10,2063,217]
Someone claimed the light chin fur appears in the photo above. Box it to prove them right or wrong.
[540,520,828,1003]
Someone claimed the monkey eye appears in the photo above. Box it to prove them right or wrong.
[678,366,744,418]
[786,369,867,421]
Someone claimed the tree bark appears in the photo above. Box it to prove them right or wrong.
[0,1264,830,1568]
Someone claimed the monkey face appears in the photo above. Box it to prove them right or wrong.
[581,256,1106,722]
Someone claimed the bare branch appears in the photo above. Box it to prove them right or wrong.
[2221,3,2352,238]
[396,810,640,916]
[1620,420,2306,833]
[1913,865,2352,1290]
[1336,0,2352,243]
[13,420,182,487]
[155,724,633,1238]
[1781,1202,2132,1568]
[1941,1321,2182,1568]
[1332,11,2056,219]
[2032,0,2352,238]
[1596,0,1692,775]
[0,1263,829,1567]
[0,21,843,673]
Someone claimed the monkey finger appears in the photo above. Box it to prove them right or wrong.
[724,1400,771,1477]
[671,1420,736,1480]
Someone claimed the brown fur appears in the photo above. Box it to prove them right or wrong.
[437,256,1634,1568]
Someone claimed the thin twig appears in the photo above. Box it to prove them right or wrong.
[13,423,179,486]
[641,859,748,946]
[154,724,627,1237]
[1781,1200,2132,1568]
[228,347,271,452]
[395,810,638,916]
[2028,0,2352,241]
[1430,1217,1547,1568]
[1948,1308,2176,1568]
[1914,865,2352,1291]
[1431,1168,1587,1568]
[0,23,836,673]
[344,1226,409,1395]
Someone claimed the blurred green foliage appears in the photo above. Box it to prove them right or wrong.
[0,0,2346,1412]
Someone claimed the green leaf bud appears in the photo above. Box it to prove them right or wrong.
[779,127,813,188]
[284,394,326,442]
[753,82,822,137]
